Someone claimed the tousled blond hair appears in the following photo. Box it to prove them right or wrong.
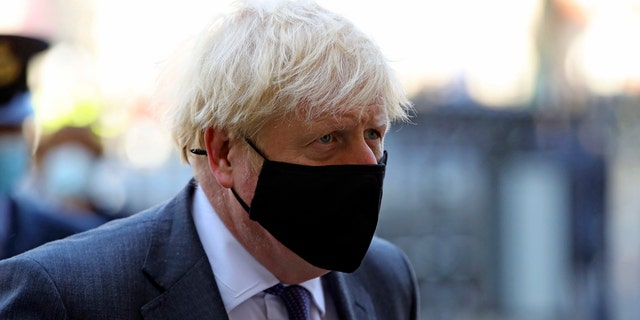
[168,0,412,163]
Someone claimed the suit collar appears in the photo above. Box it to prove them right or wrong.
[140,180,228,320]
[138,180,375,320]
[323,271,375,320]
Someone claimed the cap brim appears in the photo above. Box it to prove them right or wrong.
[0,34,49,58]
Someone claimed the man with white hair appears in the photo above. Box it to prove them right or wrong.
[0,1,419,319]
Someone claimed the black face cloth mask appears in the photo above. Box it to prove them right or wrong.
[229,140,387,273]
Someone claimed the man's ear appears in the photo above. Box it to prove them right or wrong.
[204,127,233,188]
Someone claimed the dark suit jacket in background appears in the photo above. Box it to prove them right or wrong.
[0,181,419,319]
[1,193,108,260]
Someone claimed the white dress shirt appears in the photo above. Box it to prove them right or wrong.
[192,186,337,319]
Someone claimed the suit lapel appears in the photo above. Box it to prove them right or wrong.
[323,271,376,320]
[137,181,376,320]
[140,181,228,320]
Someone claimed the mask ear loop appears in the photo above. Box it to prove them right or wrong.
[244,139,268,160]
[190,148,207,155]
[188,138,264,214]
[229,139,269,214]
[190,139,266,158]
[231,188,252,213]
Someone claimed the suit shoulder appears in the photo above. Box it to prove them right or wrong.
[12,204,164,271]
[358,237,418,294]
[0,256,68,318]
[351,237,420,319]
[366,237,410,266]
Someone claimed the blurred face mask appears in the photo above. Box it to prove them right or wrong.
[41,144,94,202]
[0,134,28,195]
[231,140,387,273]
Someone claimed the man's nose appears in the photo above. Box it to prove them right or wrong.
[345,141,378,165]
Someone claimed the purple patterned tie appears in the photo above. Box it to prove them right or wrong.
[264,283,312,320]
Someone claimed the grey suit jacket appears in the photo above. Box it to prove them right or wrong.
[0,180,418,319]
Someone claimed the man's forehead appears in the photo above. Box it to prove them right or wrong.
[297,104,388,126]
[255,104,389,140]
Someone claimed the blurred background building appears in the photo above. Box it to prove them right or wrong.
[2,0,640,319]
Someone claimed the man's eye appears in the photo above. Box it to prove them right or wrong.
[317,134,333,143]
[364,129,381,140]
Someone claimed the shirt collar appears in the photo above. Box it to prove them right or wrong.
[192,186,326,315]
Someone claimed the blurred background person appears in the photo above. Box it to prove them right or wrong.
[0,34,107,260]
[32,126,103,213]
[28,125,124,219]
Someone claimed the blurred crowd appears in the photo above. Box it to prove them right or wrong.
[0,34,110,260]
